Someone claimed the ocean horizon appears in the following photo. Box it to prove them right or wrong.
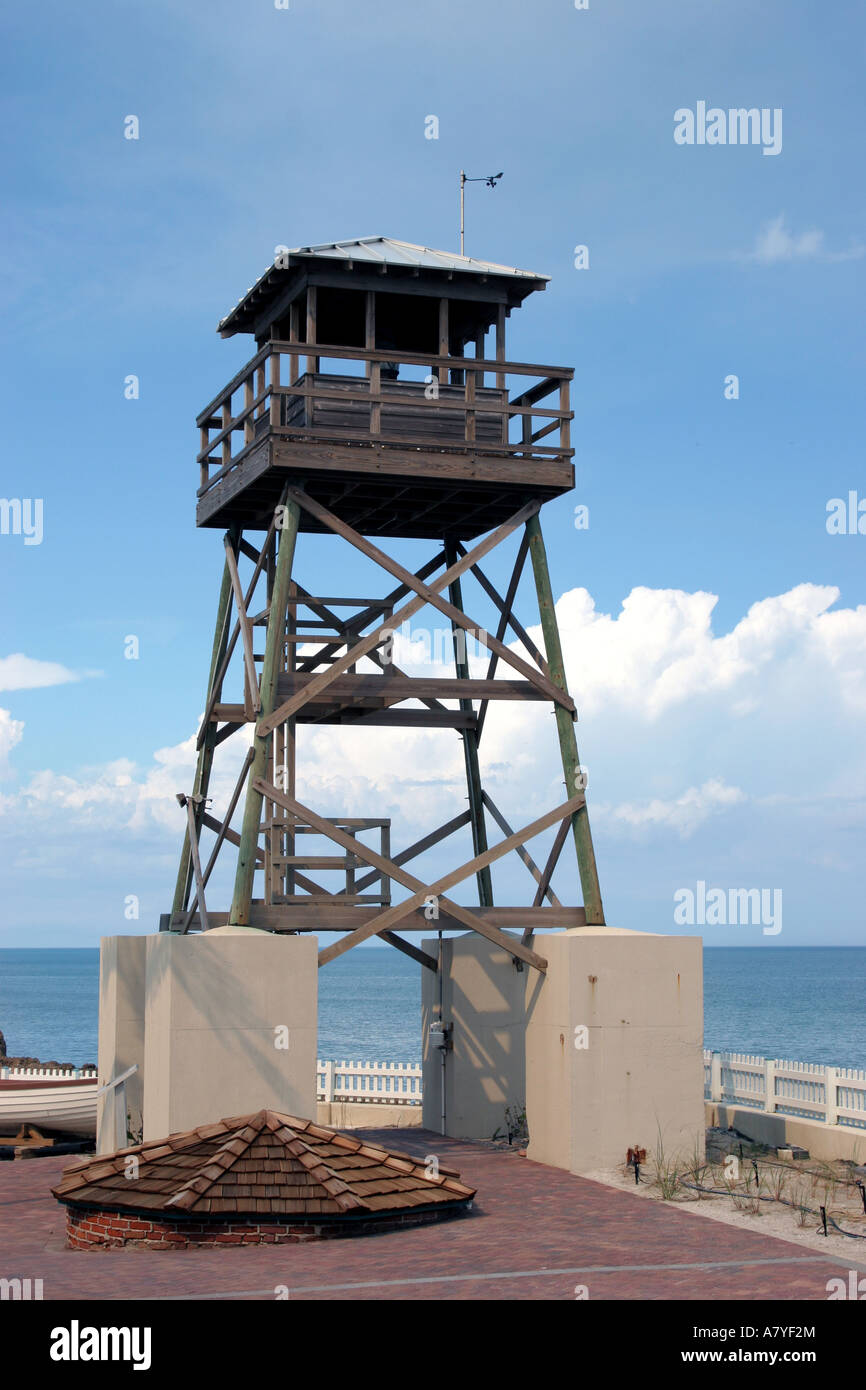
[1,945,865,1072]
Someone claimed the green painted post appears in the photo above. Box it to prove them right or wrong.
[229,498,300,925]
[170,543,234,924]
[525,512,604,924]
[445,543,493,907]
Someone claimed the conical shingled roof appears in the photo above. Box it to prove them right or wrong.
[52,1111,475,1221]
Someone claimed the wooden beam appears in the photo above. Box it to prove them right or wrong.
[495,305,506,390]
[258,500,544,737]
[377,931,437,971]
[305,285,318,374]
[223,533,260,716]
[456,540,548,674]
[178,905,586,932]
[199,812,265,864]
[523,816,572,942]
[445,538,492,907]
[181,747,255,933]
[293,552,444,675]
[352,810,472,894]
[481,791,560,907]
[184,798,210,934]
[525,512,604,925]
[252,780,558,970]
[476,531,529,743]
[228,496,299,925]
[275,489,572,717]
[438,299,449,385]
[171,547,234,919]
[197,507,279,747]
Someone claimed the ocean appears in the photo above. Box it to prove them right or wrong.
[1,946,865,1071]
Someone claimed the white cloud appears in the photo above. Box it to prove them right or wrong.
[601,778,746,838]
[0,653,87,692]
[0,708,24,787]
[0,583,864,935]
[744,214,865,265]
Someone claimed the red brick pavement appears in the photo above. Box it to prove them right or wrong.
[1,1129,862,1301]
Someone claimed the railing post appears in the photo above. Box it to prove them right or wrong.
[825,1065,838,1126]
[711,1050,722,1103]
[269,351,281,429]
[200,426,210,490]
[465,364,476,443]
[438,300,449,386]
[244,374,254,445]
[222,395,232,468]
[324,1060,335,1104]
[764,1058,776,1113]
[560,377,571,451]
[370,360,381,437]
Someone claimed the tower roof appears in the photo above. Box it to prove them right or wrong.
[218,237,549,336]
[53,1110,475,1219]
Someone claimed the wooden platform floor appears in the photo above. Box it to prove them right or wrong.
[196,436,573,537]
[3,1128,859,1302]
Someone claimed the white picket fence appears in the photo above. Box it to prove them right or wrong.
[317,1060,422,1106]
[0,1066,97,1080]
[8,1054,865,1127]
[704,1050,866,1130]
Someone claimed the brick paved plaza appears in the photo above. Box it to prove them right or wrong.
[3,1128,862,1301]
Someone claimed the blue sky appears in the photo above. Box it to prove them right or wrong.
[0,0,864,947]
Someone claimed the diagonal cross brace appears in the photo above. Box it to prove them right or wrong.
[257,498,551,737]
[252,779,585,970]
[280,487,571,714]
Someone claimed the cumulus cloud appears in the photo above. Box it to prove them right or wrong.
[0,653,88,692]
[0,707,24,777]
[1,583,864,933]
[743,214,865,265]
[600,778,746,838]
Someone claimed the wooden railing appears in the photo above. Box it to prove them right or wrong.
[197,342,573,496]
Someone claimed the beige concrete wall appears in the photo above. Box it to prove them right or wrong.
[706,1102,866,1164]
[97,936,147,1153]
[143,933,317,1139]
[316,1101,422,1130]
[421,935,528,1140]
[526,929,705,1173]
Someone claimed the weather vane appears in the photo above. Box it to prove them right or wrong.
[459,169,503,255]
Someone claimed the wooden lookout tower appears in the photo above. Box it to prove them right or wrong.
[165,236,605,977]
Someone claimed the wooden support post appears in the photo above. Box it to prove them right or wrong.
[181,748,255,932]
[465,361,476,443]
[269,350,281,428]
[365,292,381,437]
[184,798,210,933]
[438,299,449,385]
[228,497,300,925]
[495,305,506,390]
[306,286,319,375]
[244,373,254,445]
[223,533,260,717]
[559,377,571,452]
[170,543,234,921]
[445,540,493,907]
[289,300,300,386]
[525,512,604,925]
